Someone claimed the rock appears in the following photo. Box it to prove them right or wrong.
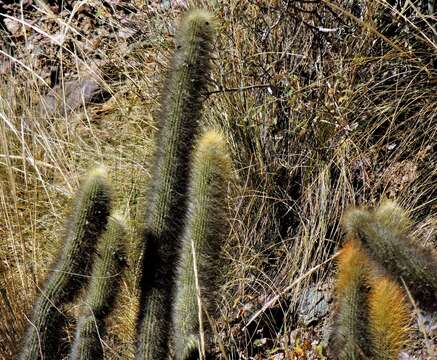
[297,285,329,326]
[398,352,417,360]
[4,18,21,36]
[39,79,110,116]
[160,0,188,10]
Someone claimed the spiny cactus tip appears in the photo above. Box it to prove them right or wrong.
[374,199,411,233]
[178,9,215,43]
[184,9,214,26]
[197,129,225,149]
[342,207,371,235]
[88,165,108,179]
[196,130,231,174]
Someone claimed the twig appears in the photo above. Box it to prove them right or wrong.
[243,251,340,330]
[207,84,273,96]
[320,0,411,57]
[400,277,434,356]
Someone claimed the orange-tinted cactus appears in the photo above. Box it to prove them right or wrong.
[344,200,437,307]
[368,277,410,360]
[332,239,372,359]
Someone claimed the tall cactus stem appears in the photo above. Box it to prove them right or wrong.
[331,239,371,360]
[173,130,231,360]
[70,213,126,360]
[135,9,215,360]
[19,167,111,360]
[368,277,410,360]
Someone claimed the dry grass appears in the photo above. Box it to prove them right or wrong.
[1,0,436,359]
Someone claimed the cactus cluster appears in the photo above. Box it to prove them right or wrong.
[344,200,437,306]
[331,199,437,359]
[19,6,431,360]
[19,8,230,360]
[331,238,410,360]
[19,167,116,360]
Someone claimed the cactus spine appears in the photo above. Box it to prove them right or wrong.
[136,9,215,360]
[332,239,371,360]
[19,167,111,360]
[70,213,126,360]
[70,316,101,359]
[368,277,410,360]
[344,200,437,306]
[173,131,231,360]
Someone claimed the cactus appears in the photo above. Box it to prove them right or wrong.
[70,213,126,360]
[331,239,371,360]
[173,131,231,360]
[368,277,410,360]
[179,335,200,360]
[70,315,101,359]
[135,9,215,360]
[19,9,226,359]
[344,200,437,306]
[19,167,111,360]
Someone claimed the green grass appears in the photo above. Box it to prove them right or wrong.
[1,1,436,358]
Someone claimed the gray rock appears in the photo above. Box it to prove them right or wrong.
[297,285,329,326]
[39,79,110,116]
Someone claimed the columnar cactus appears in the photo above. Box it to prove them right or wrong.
[19,9,230,359]
[368,277,410,360]
[70,316,101,359]
[332,239,411,360]
[344,200,437,306]
[331,239,371,360]
[70,213,126,360]
[19,167,111,360]
[173,130,231,360]
[135,9,215,360]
